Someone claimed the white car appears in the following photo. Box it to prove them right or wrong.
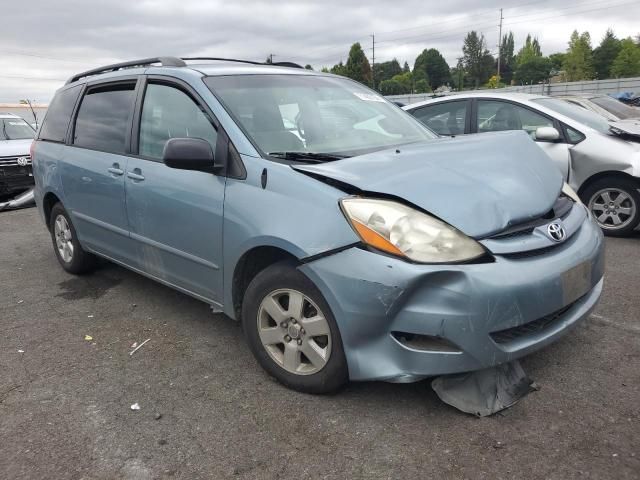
[0,113,36,199]
[555,94,640,122]
[405,92,640,236]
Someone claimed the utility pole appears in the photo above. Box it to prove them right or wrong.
[370,34,375,89]
[496,8,504,81]
[268,53,275,64]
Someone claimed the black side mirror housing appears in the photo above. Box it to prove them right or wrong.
[162,137,223,173]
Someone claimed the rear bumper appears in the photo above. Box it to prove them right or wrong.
[300,213,605,382]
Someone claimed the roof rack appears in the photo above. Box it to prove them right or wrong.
[66,56,186,84]
[66,56,304,84]
[182,57,303,69]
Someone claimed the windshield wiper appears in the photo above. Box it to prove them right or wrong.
[268,151,348,163]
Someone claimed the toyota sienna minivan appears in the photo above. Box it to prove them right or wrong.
[32,57,604,393]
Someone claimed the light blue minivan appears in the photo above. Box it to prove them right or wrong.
[33,57,604,393]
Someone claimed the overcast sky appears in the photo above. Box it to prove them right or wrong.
[1,0,639,103]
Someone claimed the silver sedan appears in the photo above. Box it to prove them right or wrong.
[405,92,640,236]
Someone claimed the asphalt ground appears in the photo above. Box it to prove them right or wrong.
[1,207,639,479]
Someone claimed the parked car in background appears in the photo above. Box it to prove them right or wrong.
[33,57,603,393]
[555,94,640,122]
[0,113,36,199]
[405,92,640,236]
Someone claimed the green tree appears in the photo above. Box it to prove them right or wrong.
[391,71,413,93]
[379,79,404,95]
[516,34,542,65]
[414,79,431,93]
[499,31,516,84]
[413,48,451,89]
[304,64,313,70]
[563,30,594,81]
[611,38,640,78]
[548,52,566,72]
[462,31,495,88]
[344,42,372,85]
[329,61,347,76]
[592,29,622,79]
[514,56,552,84]
[402,61,410,73]
[373,59,403,90]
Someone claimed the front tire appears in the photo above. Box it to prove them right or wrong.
[242,262,348,394]
[49,203,97,274]
[581,177,640,237]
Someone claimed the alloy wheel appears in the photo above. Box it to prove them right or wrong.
[54,214,74,263]
[588,188,637,231]
[257,288,332,375]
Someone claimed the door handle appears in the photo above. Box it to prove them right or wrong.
[127,169,145,182]
[107,163,124,176]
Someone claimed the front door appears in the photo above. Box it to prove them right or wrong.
[124,80,225,304]
[61,81,137,264]
[475,99,571,180]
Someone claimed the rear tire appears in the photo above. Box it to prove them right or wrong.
[242,261,348,394]
[49,203,97,274]
[581,177,640,237]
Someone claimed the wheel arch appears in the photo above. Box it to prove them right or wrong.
[230,245,299,321]
[577,170,640,199]
[42,191,62,231]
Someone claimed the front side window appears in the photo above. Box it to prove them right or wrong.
[1,118,35,140]
[411,101,467,136]
[532,97,611,134]
[205,74,435,159]
[73,83,135,154]
[139,84,218,159]
[477,100,553,139]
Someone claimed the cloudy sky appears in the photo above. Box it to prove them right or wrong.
[1,0,639,103]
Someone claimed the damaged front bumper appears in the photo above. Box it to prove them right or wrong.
[0,187,35,211]
[300,213,604,383]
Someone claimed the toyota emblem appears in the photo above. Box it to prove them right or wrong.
[547,222,566,242]
[17,157,28,166]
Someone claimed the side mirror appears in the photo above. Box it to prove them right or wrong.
[162,137,223,173]
[535,126,560,142]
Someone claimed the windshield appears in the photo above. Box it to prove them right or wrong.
[532,98,611,134]
[1,118,36,140]
[204,74,435,159]
[590,96,639,120]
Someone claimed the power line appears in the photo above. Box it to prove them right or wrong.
[0,49,90,65]
[0,74,66,81]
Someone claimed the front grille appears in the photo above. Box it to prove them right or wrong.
[490,299,581,344]
[490,195,573,240]
[0,155,32,167]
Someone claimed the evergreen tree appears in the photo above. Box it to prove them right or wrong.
[403,61,410,73]
[592,29,622,79]
[373,59,403,90]
[344,43,372,85]
[611,38,640,78]
[499,31,516,84]
[462,31,495,88]
[413,48,451,88]
[516,34,543,65]
[563,31,594,81]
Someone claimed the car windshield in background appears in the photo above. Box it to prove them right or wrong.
[1,118,35,140]
[532,98,611,134]
[204,74,435,159]
[590,96,640,119]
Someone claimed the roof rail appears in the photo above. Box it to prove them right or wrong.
[182,57,303,69]
[66,56,186,84]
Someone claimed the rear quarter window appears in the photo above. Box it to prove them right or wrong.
[39,85,82,143]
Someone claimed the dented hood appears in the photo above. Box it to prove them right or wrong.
[609,119,640,139]
[293,131,563,238]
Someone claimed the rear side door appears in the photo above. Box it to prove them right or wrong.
[124,77,226,304]
[408,99,470,136]
[60,79,138,264]
[473,99,571,180]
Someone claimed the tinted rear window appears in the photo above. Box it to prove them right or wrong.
[39,85,82,142]
[73,83,135,154]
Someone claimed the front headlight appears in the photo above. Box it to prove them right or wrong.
[562,183,582,204]
[340,198,486,263]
